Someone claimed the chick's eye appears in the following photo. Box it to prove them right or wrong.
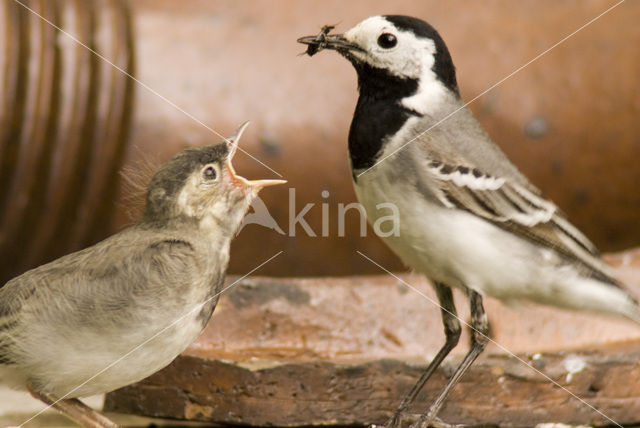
[203,165,217,181]
[377,33,397,49]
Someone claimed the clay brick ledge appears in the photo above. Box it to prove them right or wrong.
[105,248,640,427]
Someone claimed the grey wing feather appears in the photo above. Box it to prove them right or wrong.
[0,232,201,363]
[0,278,35,329]
[430,161,617,284]
[0,276,38,364]
[408,119,617,285]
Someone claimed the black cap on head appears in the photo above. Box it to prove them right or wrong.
[384,15,459,94]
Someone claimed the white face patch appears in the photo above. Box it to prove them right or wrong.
[345,16,435,79]
[344,16,449,115]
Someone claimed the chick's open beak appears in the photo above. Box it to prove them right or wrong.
[225,121,286,190]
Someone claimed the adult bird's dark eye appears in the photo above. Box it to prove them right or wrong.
[203,166,217,180]
[377,33,397,49]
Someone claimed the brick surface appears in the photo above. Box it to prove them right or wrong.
[105,249,640,426]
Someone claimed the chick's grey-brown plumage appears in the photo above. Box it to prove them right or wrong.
[0,123,283,427]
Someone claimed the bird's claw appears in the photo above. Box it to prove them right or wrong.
[410,416,466,428]
[372,411,415,428]
[371,413,464,428]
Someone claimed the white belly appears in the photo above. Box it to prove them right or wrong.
[351,144,640,322]
[359,184,506,290]
[353,162,640,323]
[354,164,572,301]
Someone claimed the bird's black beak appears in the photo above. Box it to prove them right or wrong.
[297,33,362,56]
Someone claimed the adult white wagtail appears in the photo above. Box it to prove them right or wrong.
[299,15,640,428]
[0,123,284,427]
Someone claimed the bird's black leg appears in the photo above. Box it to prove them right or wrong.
[27,382,120,428]
[384,282,461,428]
[414,290,489,428]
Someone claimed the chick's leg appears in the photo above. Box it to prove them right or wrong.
[27,383,120,428]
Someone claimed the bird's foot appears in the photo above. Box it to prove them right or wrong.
[371,412,465,428]
[369,414,402,428]
[409,416,465,428]
[370,413,448,428]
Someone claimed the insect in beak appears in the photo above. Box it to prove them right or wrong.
[297,25,362,56]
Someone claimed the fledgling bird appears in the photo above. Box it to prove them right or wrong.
[299,15,640,428]
[0,122,284,427]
